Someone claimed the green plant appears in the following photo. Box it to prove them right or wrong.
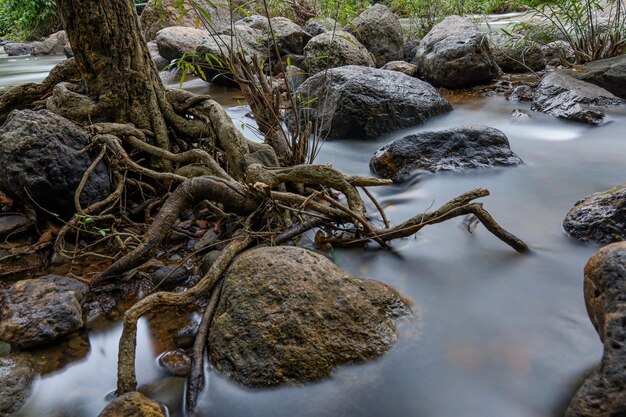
[0,0,61,40]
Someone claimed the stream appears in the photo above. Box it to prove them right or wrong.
[4,53,626,417]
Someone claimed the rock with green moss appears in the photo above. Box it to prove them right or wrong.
[208,246,409,387]
[98,392,165,417]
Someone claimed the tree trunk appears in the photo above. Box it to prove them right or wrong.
[56,0,171,156]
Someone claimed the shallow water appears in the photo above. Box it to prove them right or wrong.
[0,51,65,88]
[4,59,626,417]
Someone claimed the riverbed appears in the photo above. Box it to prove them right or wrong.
[4,54,626,417]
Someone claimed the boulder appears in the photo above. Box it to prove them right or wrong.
[381,60,417,76]
[3,42,32,56]
[290,66,451,140]
[370,126,523,182]
[156,26,209,61]
[563,184,626,244]
[196,26,267,86]
[531,72,625,125]
[208,246,409,387]
[284,65,308,92]
[403,38,420,63]
[31,31,69,56]
[569,54,626,100]
[147,41,170,70]
[344,4,404,67]
[541,40,575,67]
[489,33,546,73]
[303,31,374,75]
[565,242,626,417]
[0,355,38,415]
[237,15,311,56]
[414,16,501,89]
[0,275,89,348]
[98,392,165,417]
[302,17,338,36]
[140,0,231,41]
[0,110,111,218]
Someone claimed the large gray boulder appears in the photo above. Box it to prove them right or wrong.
[563,184,626,244]
[156,26,209,61]
[370,126,523,182]
[302,17,338,36]
[0,110,111,218]
[31,31,69,56]
[489,33,546,73]
[569,54,626,100]
[3,42,32,56]
[290,65,452,139]
[208,246,409,387]
[532,72,625,125]
[140,0,232,41]
[566,242,626,417]
[0,275,88,348]
[344,4,404,67]
[414,16,501,89]
[0,355,38,415]
[303,31,374,75]
[236,15,311,56]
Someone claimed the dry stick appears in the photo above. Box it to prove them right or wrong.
[117,236,251,395]
[74,145,107,213]
[361,187,390,229]
[274,217,327,244]
[186,279,224,411]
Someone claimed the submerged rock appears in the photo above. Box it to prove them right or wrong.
[344,4,404,67]
[289,65,451,139]
[569,54,626,100]
[98,392,165,417]
[208,246,409,387]
[0,355,38,416]
[158,349,191,376]
[156,26,209,61]
[370,126,522,182]
[4,42,32,56]
[532,72,624,125]
[566,242,626,417]
[414,15,501,89]
[303,31,374,75]
[0,275,88,348]
[0,110,111,218]
[563,184,626,244]
[140,0,231,41]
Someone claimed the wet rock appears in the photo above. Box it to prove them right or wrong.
[147,41,169,70]
[511,109,531,121]
[4,42,32,56]
[489,33,546,73]
[565,242,626,417]
[31,31,69,56]
[302,17,338,36]
[403,38,420,63]
[531,72,625,125]
[151,264,189,289]
[508,84,534,101]
[140,0,231,41]
[563,184,626,244]
[0,275,88,348]
[289,65,451,140]
[0,355,38,415]
[158,349,191,376]
[156,26,209,61]
[541,40,575,67]
[98,392,165,417]
[209,246,409,387]
[237,15,311,56]
[381,60,417,76]
[196,26,267,86]
[201,250,222,275]
[0,109,111,218]
[0,214,31,236]
[370,125,522,182]
[569,54,626,100]
[414,15,500,89]
[303,31,374,75]
[344,4,404,67]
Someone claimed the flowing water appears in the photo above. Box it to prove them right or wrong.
[4,56,626,417]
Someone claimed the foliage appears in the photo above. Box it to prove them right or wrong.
[510,0,626,63]
[0,0,60,40]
